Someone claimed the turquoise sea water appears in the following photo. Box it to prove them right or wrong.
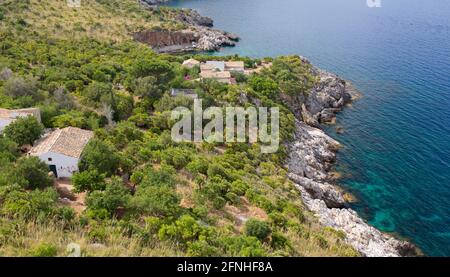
[168,0,450,256]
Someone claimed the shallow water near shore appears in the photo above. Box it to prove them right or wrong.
[167,0,450,256]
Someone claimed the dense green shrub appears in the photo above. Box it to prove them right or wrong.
[270,232,290,250]
[72,170,106,192]
[83,81,112,104]
[187,240,220,257]
[129,59,175,88]
[248,75,279,98]
[132,76,162,101]
[3,116,43,146]
[0,137,18,162]
[138,166,176,188]
[129,185,180,217]
[30,243,58,257]
[220,235,267,257]
[1,186,58,219]
[186,157,209,176]
[270,56,317,96]
[157,147,192,169]
[85,178,130,216]
[13,157,53,189]
[244,219,271,241]
[79,139,120,176]
[158,214,206,243]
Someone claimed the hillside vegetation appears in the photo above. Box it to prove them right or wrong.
[0,0,358,256]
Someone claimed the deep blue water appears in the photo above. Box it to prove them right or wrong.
[167,0,450,256]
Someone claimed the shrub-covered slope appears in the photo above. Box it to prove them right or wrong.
[0,0,358,256]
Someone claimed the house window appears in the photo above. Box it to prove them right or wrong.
[48,157,52,161]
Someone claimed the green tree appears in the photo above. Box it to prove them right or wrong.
[153,94,193,113]
[130,59,175,87]
[129,185,180,217]
[3,115,44,146]
[86,177,130,215]
[0,137,18,162]
[132,76,162,101]
[78,139,120,176]
[271,56,317,96]
[248,75,279,98]
[72,170,106,192]
[83,81,112,103]
[13,157,53,189]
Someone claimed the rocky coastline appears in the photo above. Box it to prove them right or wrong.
[141,1,419,257]
[137,1,239,52]
[284,58,418,257]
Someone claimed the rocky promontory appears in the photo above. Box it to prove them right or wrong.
[284,60,418,257]
[137,1,239,52]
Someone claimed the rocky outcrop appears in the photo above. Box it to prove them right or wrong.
[287,119,417,256]
[134,28,238,53]
[284,59,417,256]
[279,57,357,125]
[137,1,239,52]
[298,186,417,257]
[195,27,238,51]
[139,0,169,6]
[175,9,214,27]
[286,120,341,181]
[288,172,346,209]
[305,70,350,123]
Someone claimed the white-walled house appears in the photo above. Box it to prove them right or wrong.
[203,61,245,73]
[0,108,41,133]
[29,127,94,178]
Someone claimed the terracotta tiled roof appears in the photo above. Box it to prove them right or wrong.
[29,127,94,158]
[225,61,245,69]
[200,71,231,79]
[200,63,215,72]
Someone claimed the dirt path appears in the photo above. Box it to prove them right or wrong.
[55,178,87,215]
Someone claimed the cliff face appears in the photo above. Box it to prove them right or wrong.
[283,59,418,257]
[133,31,197,48]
